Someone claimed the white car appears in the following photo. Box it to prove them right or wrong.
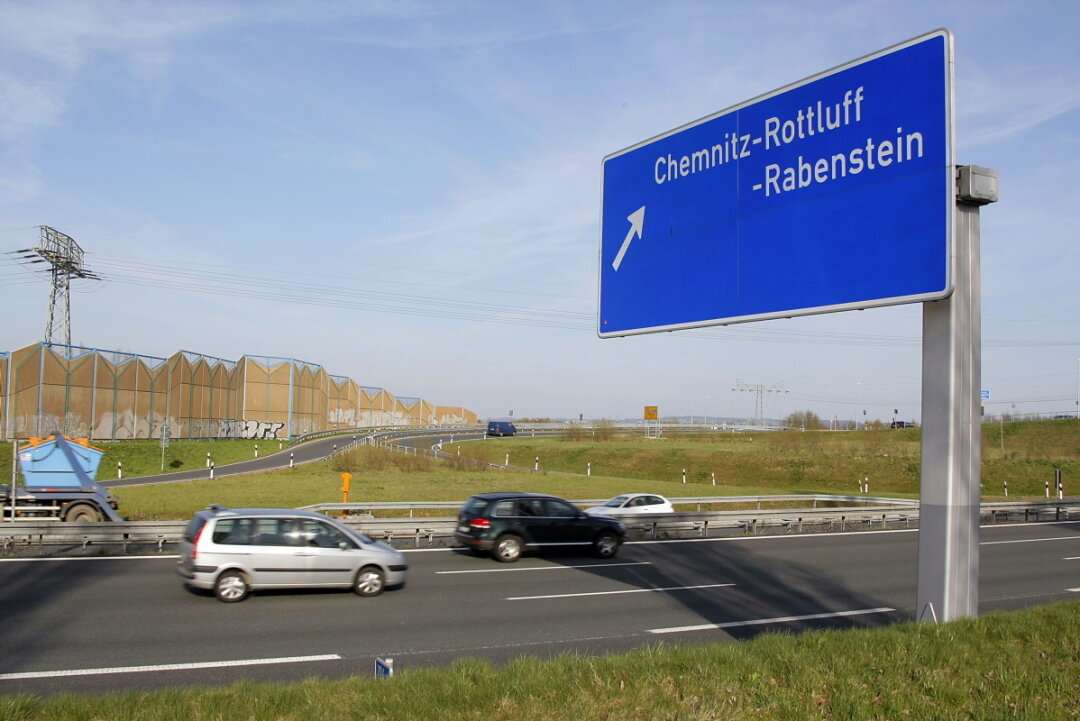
[584,494,674,517]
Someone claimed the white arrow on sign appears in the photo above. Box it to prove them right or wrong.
[611,206,645,272]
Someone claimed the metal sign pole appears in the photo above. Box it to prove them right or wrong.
[917,165,997,622]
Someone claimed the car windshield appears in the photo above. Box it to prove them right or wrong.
[603,495,631,508]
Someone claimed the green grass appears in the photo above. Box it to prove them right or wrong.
[2,601,1078,719]
[104,419,1079,520]
[0,438,289,481]
[8,420,1079,520]
[114,446,787,520]
[449,420,1080,499]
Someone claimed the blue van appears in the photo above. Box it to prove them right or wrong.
[486,421,517,437]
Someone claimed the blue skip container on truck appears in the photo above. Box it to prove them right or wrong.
[1,433,122,522]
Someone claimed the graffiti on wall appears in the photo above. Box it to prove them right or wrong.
[218,419,286,440]
[329,408,357,426]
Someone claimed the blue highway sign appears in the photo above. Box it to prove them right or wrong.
[599,30,953,337]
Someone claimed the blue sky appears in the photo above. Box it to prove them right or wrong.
[1,1,1078,423]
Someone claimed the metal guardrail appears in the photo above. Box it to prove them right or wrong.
[2,497,1077,556]
[299,494,917,516]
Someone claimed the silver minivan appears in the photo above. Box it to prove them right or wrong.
[177,506,408,602]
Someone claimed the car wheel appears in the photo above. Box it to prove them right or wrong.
[63,503,102,523]
[493,534,523,563]
[214,570,249,603]
[354,566,386,596]
[593,532,620,559]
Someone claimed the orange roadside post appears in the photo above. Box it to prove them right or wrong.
[340,473,353,517]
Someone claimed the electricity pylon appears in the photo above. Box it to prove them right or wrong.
[12,226,100,346]
[732,379,788,426]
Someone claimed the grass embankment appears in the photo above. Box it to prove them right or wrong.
[448,419,1080,499]
[15,419,1078,519]
[0,439,286,480]
[3,602,1078,720]
[111,446,732,520]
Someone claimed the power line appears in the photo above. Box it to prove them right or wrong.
[4,249,1080,348]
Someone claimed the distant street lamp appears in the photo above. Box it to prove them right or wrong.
[856,381,861,430]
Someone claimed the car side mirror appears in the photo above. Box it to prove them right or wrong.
[339,541,350,551]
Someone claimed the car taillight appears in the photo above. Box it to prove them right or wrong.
[469,518,491,530]
[190,525,205,560]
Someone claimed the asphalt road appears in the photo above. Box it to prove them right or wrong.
[99,428,535,488]
[1,520,1078,697]
[98,430,468,488]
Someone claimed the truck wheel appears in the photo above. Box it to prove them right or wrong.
[63,503,102,523]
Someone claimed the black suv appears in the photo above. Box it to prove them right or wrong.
[455,492,626,562]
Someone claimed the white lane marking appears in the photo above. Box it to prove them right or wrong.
[0,654,342,681]
[647,607,896,634]
[625,529,919,545]
[981,536,1080,546]
[507,583,734,601]
[625,522,1080,547]
[1067,588,1080,593]
[438,562,651,575]
[1064,557,1080,561]
[0,555,180,563]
